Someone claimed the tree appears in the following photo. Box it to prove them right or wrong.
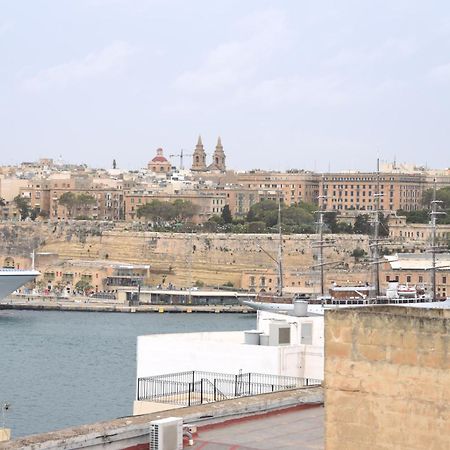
[172,199,199,221]
[59,192,77,218]
[137,200,175,224]
[351,248,366,260]
[221,205,233,224]
[75,279,93,294]
[14,195,30,220]
[30,207,41,221]
[353,214,371,234]
[323,212,338,233]
[76,193,96,218]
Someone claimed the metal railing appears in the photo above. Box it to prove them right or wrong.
[137,370,321,406]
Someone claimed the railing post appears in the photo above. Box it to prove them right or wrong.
[188,383,191,406]
[248,373,251,396]
[137,378,140,400]
[235,375,238,397]
[200,379,204,404]
[214,379,217,401]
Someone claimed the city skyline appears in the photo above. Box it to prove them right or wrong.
[1,1,450,171]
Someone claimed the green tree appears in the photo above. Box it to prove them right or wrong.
[247,221,266,233]
[353,214,371,234]
[351,247,366,260]
[14,195,30,220]
[172,199,199,221]
[30,207,41,221]
[58,192,77,217]
[137,200,175,224]
[221,205,233,224]
[76,193,96,218]
[75,279,93,294]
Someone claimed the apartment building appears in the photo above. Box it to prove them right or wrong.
[235,171,320,206]
[21,175,124,220]
[124,190,227,223]
[320,172,428,212]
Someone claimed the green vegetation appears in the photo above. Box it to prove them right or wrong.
[59,192,96,219]
[399,186,450,224]
[137,199,200,225]
[13,195,31,220]
[74,279,93,294]
[351,247,367,260]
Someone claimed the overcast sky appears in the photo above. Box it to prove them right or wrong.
[1,0,450,172]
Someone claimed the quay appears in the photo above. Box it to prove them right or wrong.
[0,288,257,313]
[0,297,254,314]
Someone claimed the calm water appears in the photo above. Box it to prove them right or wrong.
[0,310,255,438]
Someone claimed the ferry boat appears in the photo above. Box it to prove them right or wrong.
[0,268,40,300]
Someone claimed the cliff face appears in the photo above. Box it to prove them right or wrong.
[0,221,373,287]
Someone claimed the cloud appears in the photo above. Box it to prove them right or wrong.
[0,20,14,36]
[244,75,348,108]
[428,62,450,82]
[174,8,290,94]
[325,37,417,69]
[22,41,135,92]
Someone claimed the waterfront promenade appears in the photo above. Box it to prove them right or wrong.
[0,296,254,314]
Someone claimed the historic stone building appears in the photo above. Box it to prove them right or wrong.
[191,136,207,171]
[208,136,226,172]
[147,148,172,174]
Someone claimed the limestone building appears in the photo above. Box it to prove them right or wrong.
[148,148,172,174]
[191,136,207,171]
[208,136,226,172]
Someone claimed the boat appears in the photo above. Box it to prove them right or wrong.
[0,268,40,300]
[243,163,447,314]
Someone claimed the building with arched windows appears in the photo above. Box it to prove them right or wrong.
[148,148,172,174]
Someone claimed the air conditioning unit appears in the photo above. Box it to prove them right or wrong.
[150,417,183,450]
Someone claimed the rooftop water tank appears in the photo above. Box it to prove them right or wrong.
[244,330,263,345]
[293,300,308,317]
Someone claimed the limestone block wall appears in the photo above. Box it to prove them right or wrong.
[324,306,450,450]
[0,222,372,287]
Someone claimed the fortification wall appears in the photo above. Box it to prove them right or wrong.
[0,221,387,287]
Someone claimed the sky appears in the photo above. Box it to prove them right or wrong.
[1,0,450,172]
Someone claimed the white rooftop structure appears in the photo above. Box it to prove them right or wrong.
[385,253,450,271]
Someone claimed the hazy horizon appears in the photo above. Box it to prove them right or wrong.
[2,1,450,172]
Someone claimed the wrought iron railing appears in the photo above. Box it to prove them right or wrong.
[137,370,321,406]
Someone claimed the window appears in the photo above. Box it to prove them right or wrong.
[407,276,411,283]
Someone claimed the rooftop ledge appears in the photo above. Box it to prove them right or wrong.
[3,387,323,450]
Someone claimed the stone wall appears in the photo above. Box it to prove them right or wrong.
[0,222,371,288]
[325,306,450,450]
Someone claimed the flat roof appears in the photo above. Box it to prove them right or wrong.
[191,404,324,449]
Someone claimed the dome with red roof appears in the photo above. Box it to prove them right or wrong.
[148,148,172,173]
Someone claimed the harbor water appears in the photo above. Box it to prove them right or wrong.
[0,310,255,438]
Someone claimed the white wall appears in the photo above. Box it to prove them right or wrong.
[137,331,280,379]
